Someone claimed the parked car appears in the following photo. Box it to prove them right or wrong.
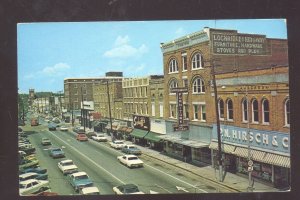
[67,171,93,192]
[112,184,144,195]
[60,126,68,131]
[19,158,39,170]
[19,167,47,175]
[19,179,50,196]
[49,147,65,158]
[41,138,51,146]
[117,154,144,168]
[76,134,88,141]
[48,123,57,131]
[79,186,100,195]
[91,133,107,142]
[19,172,48,181]
[73,126,85,133]
[58,159,78,175]
[121,144,142,155]
[110,140,126,149]
[86,131,97,139]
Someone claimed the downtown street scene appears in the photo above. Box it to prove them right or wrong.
[17,19,290,196]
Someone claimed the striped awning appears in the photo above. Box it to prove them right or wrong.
[233,147,267,163]
[264,153,290,168]
[209,141,236,153]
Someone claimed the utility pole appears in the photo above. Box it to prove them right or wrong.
[81,87,85,132]
[106,80,113,140]
[211,59,223,182]
[71,102,74,126]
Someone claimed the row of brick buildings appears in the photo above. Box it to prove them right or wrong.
[62,28,289,189]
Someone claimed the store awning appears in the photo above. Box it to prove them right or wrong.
[209,141,236,153]
[233,147,267,163]
[160,135,209,148]
[125,128,133,133]
[131,129,148,139]
[144,131,163,142]
[264,153,290,168]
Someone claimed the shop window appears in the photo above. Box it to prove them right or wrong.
[227,99,234,120]
[184,105,189,119]
[201,105,206,121]
[193,104,199,120]
[262,99,270,124]
[170,104,177,118]
[252,99,259,123]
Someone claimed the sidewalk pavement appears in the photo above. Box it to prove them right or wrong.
[107,135,280,193]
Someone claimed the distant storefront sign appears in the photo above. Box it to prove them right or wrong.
[133,115,150,131]
[211,30,267,55]
[172,87,189,132]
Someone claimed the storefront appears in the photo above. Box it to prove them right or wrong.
[210,124,290,189]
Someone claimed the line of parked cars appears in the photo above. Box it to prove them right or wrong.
[18,127,53,196]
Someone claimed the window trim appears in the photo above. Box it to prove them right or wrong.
[168,58,179,73]
[262,99,270,125]
[192,77,205,94]
[218,99,225,120]
[285,99,290,127]
[227,99,234,121]
[191,52,204,70]
[251,99,259,124]
[242,98,248,123]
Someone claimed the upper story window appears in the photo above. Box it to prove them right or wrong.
[182,53,187,71]
[218,99,224,120]
[285,99,290,126]
[252,99,259,123]
[169,58,178,73]
[227,99,233,120]
[262,99,270,124]
[242,98,248,122]
[169,79,178,94]
[192,53,204,69]
[192,77,205,94]
[74,84,77,88]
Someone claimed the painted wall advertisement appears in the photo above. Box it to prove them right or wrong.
[133,114,150,131]
[212,124,290,153]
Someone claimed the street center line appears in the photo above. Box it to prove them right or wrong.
[47,130,125,185]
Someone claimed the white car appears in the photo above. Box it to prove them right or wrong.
[58,159,78,175]
[79,186,100,195]
[19,179,50,196]
[117,154,144,168]
[110,140,126,149]
[92,133,107,142]
[60,126,68,131]
[113,184,144,194]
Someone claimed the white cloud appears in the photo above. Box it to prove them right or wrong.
[175,27,186,37]
[103,36,148,58]
[24,73,35,80]
[41,63,71,76]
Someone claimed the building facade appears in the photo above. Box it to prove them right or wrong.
[160,27,289,187]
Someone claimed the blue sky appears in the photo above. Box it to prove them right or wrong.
[17,19,287,93]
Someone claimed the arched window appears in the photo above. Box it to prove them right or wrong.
[262,99,270,124]
[242,99,248,122]
[227,99,233,120]
[192,77,205,94]
[252,99,259,123]
[169,59,178,73]
[192,53,204,69]
[285,99,290,126]
[218,99,224,119]
[169,79,178,94]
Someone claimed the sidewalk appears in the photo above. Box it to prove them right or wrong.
[107,135,280,193]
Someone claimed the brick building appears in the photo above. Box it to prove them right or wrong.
[160,28,289,188]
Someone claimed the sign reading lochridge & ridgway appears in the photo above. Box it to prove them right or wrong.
[211,30,267,55]
[212,124,289,153]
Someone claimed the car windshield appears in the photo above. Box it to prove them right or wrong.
[125,186,139,193]
[75,175,88,180]
[98,134,104,137]
[128,146,136,149]
[128,157,138,160]
[53,149,62,152]
[62,161,73,165]
[116,141,123,144]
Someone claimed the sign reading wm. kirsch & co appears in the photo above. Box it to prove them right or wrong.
[211,30,267,55]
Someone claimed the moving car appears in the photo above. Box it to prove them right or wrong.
[73,126,85,133]
[60,126,68,131]
[41,138,51,146]
[19,172,48,181]
[91,133,107,142]
[110,140,126,149]
[67,171,93,192]
[49,147,65,158]
[79,186,100,195]
[19,179,50,196]
[58,159,78,175]
[121,145,142,155]
[86,131,97,139]
[48,123,57,131]
[117,154,144,168]
[113,184,144,194]
[76,134,88,141]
